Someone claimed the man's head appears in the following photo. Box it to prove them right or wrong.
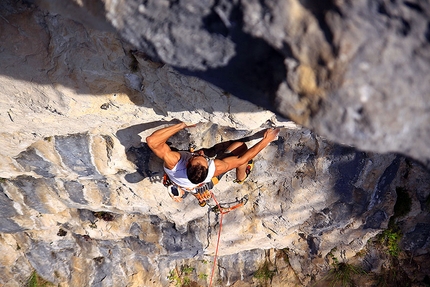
[187,154,209,184]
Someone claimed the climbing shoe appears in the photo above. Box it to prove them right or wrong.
[234,159,254,184]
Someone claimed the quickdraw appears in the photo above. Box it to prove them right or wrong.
[209,195,248,214]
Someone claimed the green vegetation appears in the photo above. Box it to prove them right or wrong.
[0,178,6,183]
[366,187,414,285]
[254,261,276,286]
[181,266,194,275]
[168,265,197,287]
[375,187,409,258]
[27,271,55,287]
[362,186,414,286]
[378,227,402,257]
[168,269,182,287]
[325,249,366,287]
[373,186,410,258]
[328,262,365,287]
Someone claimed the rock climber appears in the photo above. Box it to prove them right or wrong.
[146,122,280,204]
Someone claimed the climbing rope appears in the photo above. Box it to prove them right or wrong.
[207,192,248,286]
[209,191,225,287]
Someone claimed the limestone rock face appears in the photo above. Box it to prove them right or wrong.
[54,0,430,166]
[0,1,430,287]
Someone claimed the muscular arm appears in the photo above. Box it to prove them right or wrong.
[213,128,280,176]
[146,122,188,169]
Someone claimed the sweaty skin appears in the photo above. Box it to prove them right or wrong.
[146,122,280,202]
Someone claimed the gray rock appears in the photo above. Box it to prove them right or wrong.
[63,181,88,205]
[15,148,54,178]
[0,217,25,233]
[402,223,430,254]
[0,1,429,286]
[0,186,17,218]
[13,176,55,214]
[55,134,100,178]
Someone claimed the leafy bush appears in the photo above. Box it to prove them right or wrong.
[379,228,402,257]
[168,265,196,287]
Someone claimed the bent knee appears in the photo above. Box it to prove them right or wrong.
[225,142,247,156]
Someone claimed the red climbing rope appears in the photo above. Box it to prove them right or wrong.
[207,192,247,286]
[209,191,225,287]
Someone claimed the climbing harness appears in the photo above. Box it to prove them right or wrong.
[163,172,218,204]
[163,145,249,286]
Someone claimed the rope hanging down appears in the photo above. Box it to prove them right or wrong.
[209,191,225,287]
[208,192,248,287]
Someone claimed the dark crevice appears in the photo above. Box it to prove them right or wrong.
[399,18,411,36]
[168,0,179,9]
[377,1,390,16]
[203,0,230,37]
[376,1,414,37]
[425,22,430,42]
[330,146,368,204]
[403,1,424,13]
[176,3,287,111]
[307,235,319,257]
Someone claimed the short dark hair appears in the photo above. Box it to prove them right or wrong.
[187,163,208,184]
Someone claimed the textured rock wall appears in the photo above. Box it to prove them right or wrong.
[0,1,430,287]
[2,114,429,286]
[97,0,430,167]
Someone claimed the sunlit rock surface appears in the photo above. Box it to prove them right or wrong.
[0,1,429,286]
[100,0,430,166]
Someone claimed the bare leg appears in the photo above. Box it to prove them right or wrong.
[223,142,249,181]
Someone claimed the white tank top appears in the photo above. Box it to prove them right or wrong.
[163,151,215,189]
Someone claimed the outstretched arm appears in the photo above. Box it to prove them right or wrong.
[146,122,194,169]
[214,128,280,176]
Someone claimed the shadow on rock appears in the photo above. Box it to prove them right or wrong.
[116,122,271,184]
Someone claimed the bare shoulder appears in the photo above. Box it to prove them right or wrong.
[164,150,181,170]
[213,158,234,176]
